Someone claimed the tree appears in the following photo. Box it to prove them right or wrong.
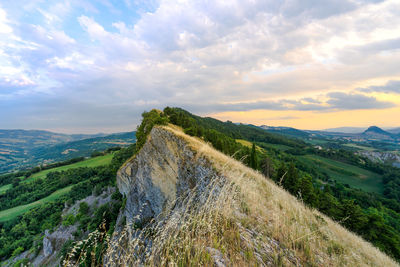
[340,199,367,232]
[250,143,258,169]
[11,178,20,188]
[261,156,274,178]
[283,162,299,194]
[275,162,287,184]
[79,202,90,215]
[297,175,316,206]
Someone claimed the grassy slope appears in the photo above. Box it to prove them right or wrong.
[299,154,383,194]
[23,153,113,183]
[237,139,292,152]
[235,139,263,152]
[343,143,376,151]
[158,125,397,266]
[0,184,11,194]
[0,154,113,222]
[0,185,73,222]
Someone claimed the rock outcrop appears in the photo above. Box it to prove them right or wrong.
[116,126,224,225]
[105,125,398,267]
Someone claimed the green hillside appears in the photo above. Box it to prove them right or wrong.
[299,154,383,194]
[159,107,400,260]
[0,144,136,260]
[23,153,113,183]
[0,185,73,222]
[0,184,11,195]
[0,130,135,174]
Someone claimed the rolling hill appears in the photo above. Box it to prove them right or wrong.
[0,130,136,174]
[2,108,400,266]
[105,124,397,266]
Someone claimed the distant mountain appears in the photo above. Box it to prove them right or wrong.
[259,125,310,138]
[362,126,395,140]
[0,129,105,149]
[387,127,400,134]
[322,127,366,133]
[0,129,136,174]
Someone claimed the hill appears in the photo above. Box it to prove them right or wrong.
[2,108,400,266]
[388,127,400,134]
[0,153,114,222]
[103,125,396,266]
[259,125,310,138]
[322,127,366,133]
[362,126,395,140]
[0,130,136,174]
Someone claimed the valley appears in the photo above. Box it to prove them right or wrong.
[0,130,136,174]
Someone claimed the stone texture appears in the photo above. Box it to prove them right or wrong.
[116,127,222,225]
[43,230,53,257]
[206,247,228,267]
[106,127,227,265]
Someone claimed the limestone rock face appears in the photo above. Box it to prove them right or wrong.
[116,126,221,225]
[106,126,227,265]
[43,230,53,257]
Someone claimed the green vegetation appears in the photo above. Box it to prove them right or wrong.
[259,142,292,151]
[24,153,113,183]
[299,154,383,194]
[0,185,73,222]
[1,108,400,262]
[156,107,400,260]
[0,143,136,260]
[135,109,168,152]
[0,183,11,194]
[0,129,135,174]
[343,143,376,151]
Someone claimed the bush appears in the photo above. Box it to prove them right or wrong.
[79,202,90,215]
[135,109,168,152]
[62,214,76,226]
[11,246,24,258]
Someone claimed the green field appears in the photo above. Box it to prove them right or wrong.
[259,142,292,151]
[299,154,383,194]
[236,139,264,152]
[0,184,11,195]
[23,153,113,183]
[0,154,113,222]
[0,185,73,222]
[343,143,376,151]
[306,138,330,145]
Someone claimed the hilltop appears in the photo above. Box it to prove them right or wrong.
[102,124,396,266]
[2,108,400,266]
[362,126,395,140]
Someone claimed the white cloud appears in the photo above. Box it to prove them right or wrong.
[0,8,12,34]
[2,0,400,130]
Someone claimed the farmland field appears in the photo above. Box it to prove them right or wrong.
[23,153,113,183]
[299,154,383,194]
[0,185,73,222]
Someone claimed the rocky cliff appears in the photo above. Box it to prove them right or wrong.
[105,125,398,266]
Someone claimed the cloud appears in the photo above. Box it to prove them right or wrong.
[360,80,400,94]
[186,92,395,113]
[1,0,400,132]
[326,92,395,110]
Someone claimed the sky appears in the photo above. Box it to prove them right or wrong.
[1,0,400,133]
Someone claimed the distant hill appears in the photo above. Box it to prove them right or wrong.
[0,130,136,174]
[362,126,395,140]
[387,127,400,134]
[322,127,366,133]
[259,125,310,138]
[0,129,105,149]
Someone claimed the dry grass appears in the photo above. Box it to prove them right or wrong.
[105,125,398,266]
